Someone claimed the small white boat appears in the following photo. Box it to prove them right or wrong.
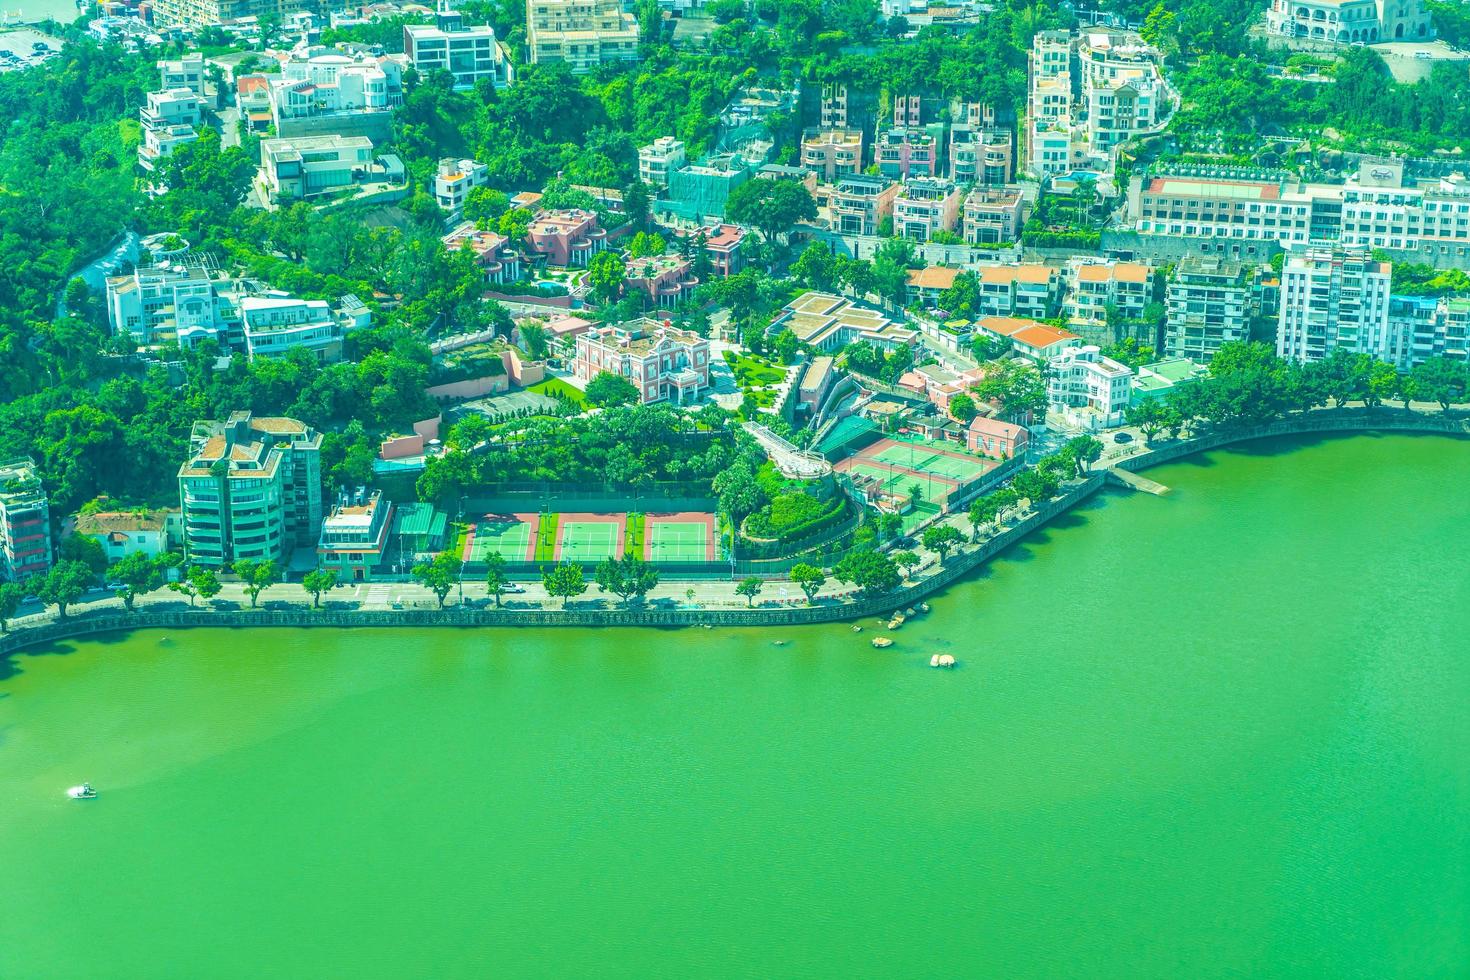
[850,625,863,633]
[871,637,893,649]
[919,602,931,613]
[887,613,906,630]
[772,639,789,647]
[929,654,956,669]
[66,782,98,800]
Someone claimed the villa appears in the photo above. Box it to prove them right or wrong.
[769,292,918,353]
[318,489,395,582]
[573,319,711,405]
[525,209,609,266]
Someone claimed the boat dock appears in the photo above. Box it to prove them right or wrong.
[1107,467,1170,495]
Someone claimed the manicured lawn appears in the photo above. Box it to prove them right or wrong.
[528,377,587,407]
[534,513,560,562]
[624,512,645,557]
[723,351,785,387]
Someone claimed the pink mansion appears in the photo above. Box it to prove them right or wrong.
[573,318,711,405]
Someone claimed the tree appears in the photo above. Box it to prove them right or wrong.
[0,581,26,632]
[1012,469,1060,510]
[543,560,587,608]
[921,524,963,563]
[484,551,510,607]
[1409,357,1466,412]
[37,560,95,619]
[713,463,765,526]
[1126,400,1168,444]
[966,498,997,542]
[789,563,826,603]
[725,178,817,242]
[594,554,659,606]
[833,550,901,598]
[938,271,980,318]
[232,558,280,609]
[1063,435,1104,477]
[109,551,163,612]
[302,568,340,608]
[59,533,109,576]
[412,551,463,608]
[519,322,550,361]
[893,550,920,579]
[949,393,978,423]
[588,250,626,303]
[585,371,641,407]
[791,242,839,291]
[170,565,221,608]
[735,576,764,606]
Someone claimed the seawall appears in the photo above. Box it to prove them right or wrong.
[3,410,1466,654]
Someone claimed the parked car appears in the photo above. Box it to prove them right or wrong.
[1113,431,1134,444]
[502,584,526,594]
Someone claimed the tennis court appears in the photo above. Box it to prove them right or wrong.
[464,513,536,562]
[871,441,990,481]
[645,513,717,563]
[556,513,625,563]
[842,459,958,496]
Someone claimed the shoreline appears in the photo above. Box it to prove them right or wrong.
[3,409,1467,655]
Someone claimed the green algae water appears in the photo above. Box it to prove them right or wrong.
[3,432,1468,979]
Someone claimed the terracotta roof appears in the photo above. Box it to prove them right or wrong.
[1079,262,1150,283]
[976,315,1042,337]
[1011,325,1079,349]
[906,266,961,290]
[979,265,1054,285]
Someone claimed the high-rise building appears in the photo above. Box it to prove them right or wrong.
[1277,245,1395,363]
[526,0,640,72]
[1165,255,1252,363]
[178,413,323,568]
[0,457,52,583]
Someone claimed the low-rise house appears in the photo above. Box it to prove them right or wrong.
[158,52,204,95]
[573,318,711,405]
[801,128,865,182]
[1065,260,1151,333]
[434,157,490,219]
[893,178,963,241]
[525,208,609,266]
[106,259,239,348]
[974,315,1081,361]
[235,74,273,133]
[1047,344,1133,429]
[138,88,202,173]
[795,355,837,415]
[656,154,751,225]
[695,223,746,277]
[963,187,1025,244]
[906,266,961,307]
[0,457,52,583]
[405,5,515,91]
[770,292,918,352]
[267,46,402,139]
[966,416,1028,458]
[639,136,686,189]
[259,134,376,202]
[976,265,1060,320]
[317,489,394,582]
[442,221,524,284]
[624,254,699,307]
[240,294,358,362]
[1130,356,1209,403]
[72,509,171,562]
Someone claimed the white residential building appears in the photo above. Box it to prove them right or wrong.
[1047,345,1134,429]
[1277,245,1395,363]
[434,157,490,218]
[72,509,171,562]
[158,53,205,95]
[1078,31,1167,153]
[404,3,515,92]
[639,136,687,189]
[241,295,358,362]
[138,88,202,172]
[106,260,238,348]
[267,48,402,138]
[259,134,375,202]
[527,0,641,72]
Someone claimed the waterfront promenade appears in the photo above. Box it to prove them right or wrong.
[3,407,1467,654]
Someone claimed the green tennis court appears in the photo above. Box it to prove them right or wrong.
[466,516,532,561]
[872,443,988,480]
[558,521,621,562]
[646,521,710,562]
[846,460,955,495]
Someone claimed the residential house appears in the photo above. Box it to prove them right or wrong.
[573,319,711,404]
[240,295,356,362]
[821,174,899,236]
[158,52,205,94]
[442,222,524,284]
[976,265,1060,320]
[405,1,515,91]
[138,88,202,172]
[974,315,1081,361]
[267,47,402,139]
[963,187,1025,244]
[525,208,610,266]
[526,0,640,71]
[906,266,962,307]
[259,134,376,202]
[318,489,394,581]
[1130,357,1210,403]
[1047,344,1134,429]
[656,154,751,225]
[235,74,272,133]
[966,416,1028,458]
[1065,260,1152,337]
[875,128,940,180]
[639,136,686,189]
[106,259,239,348]
[893,178,963,241]
[625,254,699,307]
[434,157,490,218]
[801,129,865,182]
[72,509,171,562]
[696,223,746,276]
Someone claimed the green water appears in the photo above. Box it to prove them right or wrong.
[3,433,1468,979]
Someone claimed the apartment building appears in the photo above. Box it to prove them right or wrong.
[1165,255,1252,363]
[1392,295,1470,366]
[976,265,1060,320]
[318,489,394,581]
[138,88,202,173]
[525,209,610,266]
[893,179,963,241]
[1078,31,1166,153]
[268,48,402,138]
[875,128,939,180]
[72,510,171,563]
[1338,157,1470,254]
[240,295,352,362]
[527,0,640,72]
[625,254,699,307]
[657,154,751,224]
[573,319,711,405]
[259,134,375,202]
[638,136,686,189]
[433,157,490,218]
[0,457,52,583]
[1046,345,1134,429]
[950,127,1014,186]
[1065,260,1152,333]
[963,187,1025,244]
[442,221,524,284]
[150,0,312,28]
[1027,30,1076,178]
[158,52,204,95]
[177,412,323,568]
[1277,245,1394,363]
[405,3,514,91]
[820,174,899,236]
[820,83,849,128]
[801,129,865,182]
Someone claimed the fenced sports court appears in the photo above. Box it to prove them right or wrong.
[869,439,991,482]
[644,512,718,563]
[555,513,625,563]
[833,436,998,512]
[463,513,538,562]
